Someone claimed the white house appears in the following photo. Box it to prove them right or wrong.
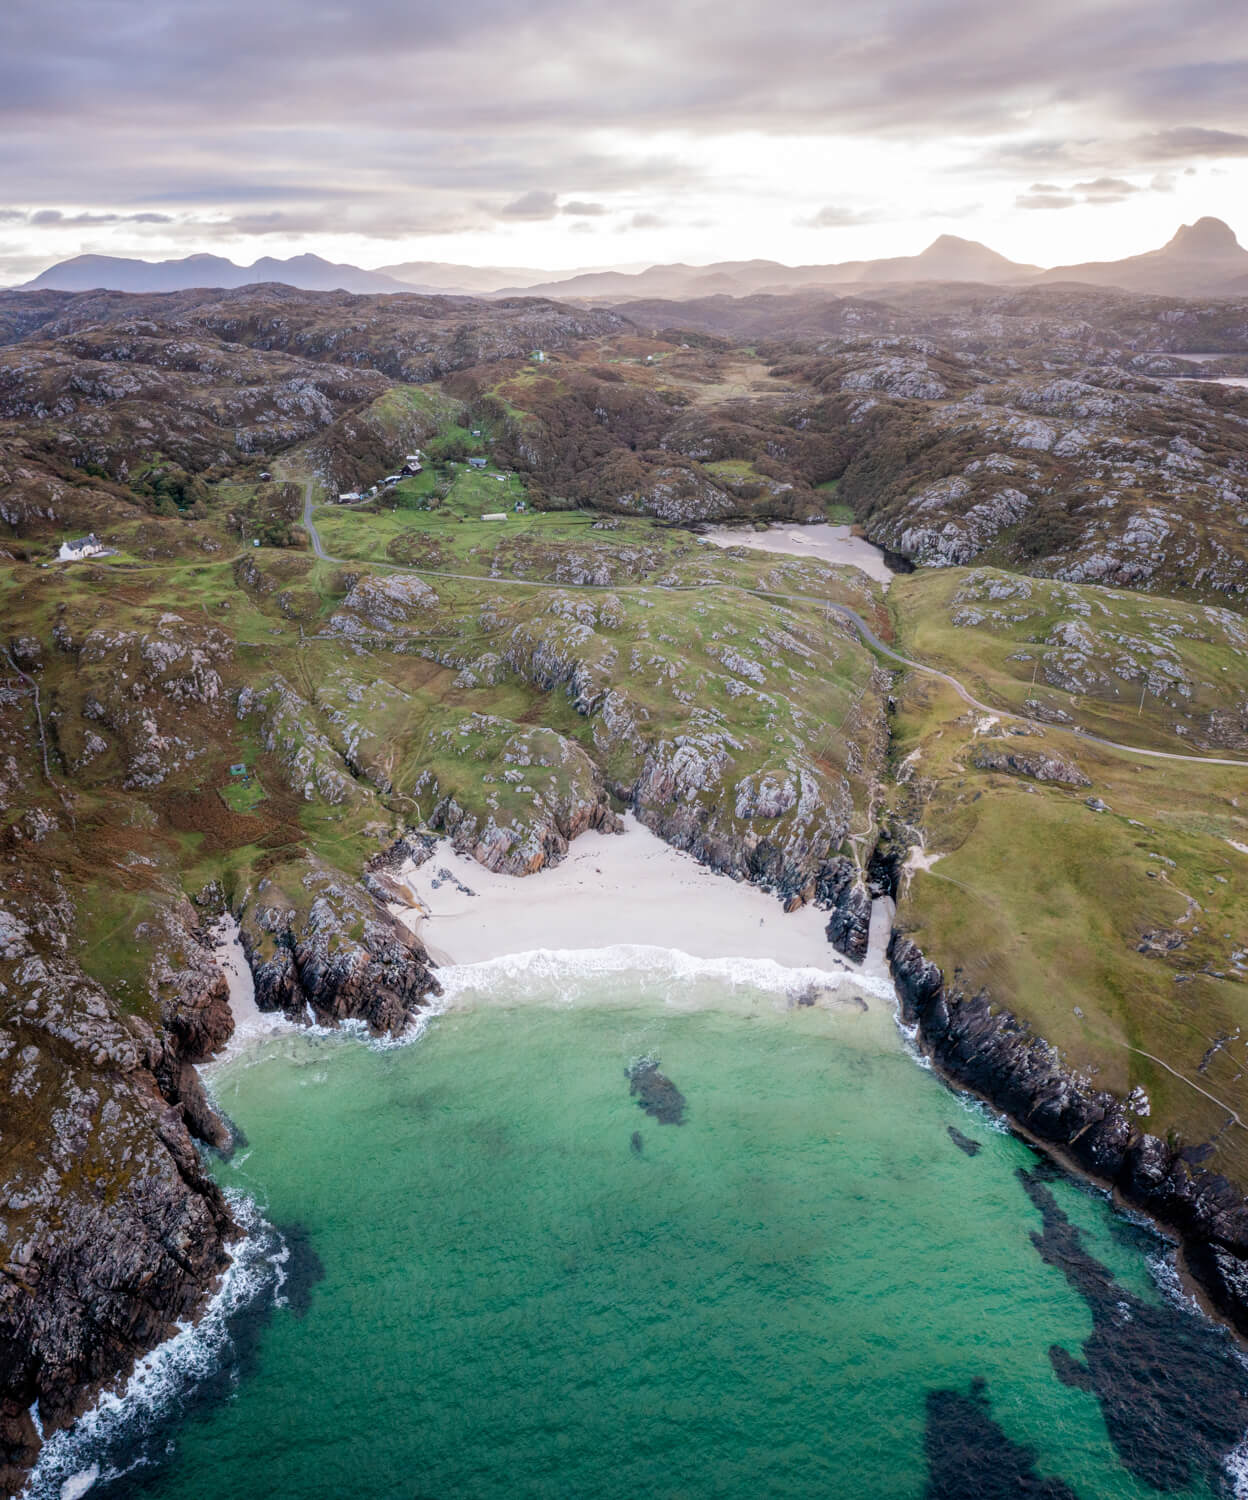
[337,491,363,503]
[481,513,507,522]
[57,533,105,562]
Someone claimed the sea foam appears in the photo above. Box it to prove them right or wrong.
[21,1193,286,1500]
[430,942,895,1013]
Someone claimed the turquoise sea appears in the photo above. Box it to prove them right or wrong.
[27,955,1248,1499]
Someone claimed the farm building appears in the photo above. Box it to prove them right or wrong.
[57,534,105,562]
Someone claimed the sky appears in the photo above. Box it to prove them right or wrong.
[1,0,1247,284]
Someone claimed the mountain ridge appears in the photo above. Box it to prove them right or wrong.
[15,218,1247,301]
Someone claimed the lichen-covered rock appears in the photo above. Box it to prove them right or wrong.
[0,900,234,1491]
[428,723,622,874]
[236,675,366,805]
[971,742,1091,787]
[327,572,440,636]
[238,863,440,1033]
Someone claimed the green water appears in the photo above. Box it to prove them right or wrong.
[39,965,1242,1498]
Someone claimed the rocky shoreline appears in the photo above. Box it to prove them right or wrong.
[888,931,1248,1340]
[13,818,1248,1497]
[0,871,440,1498]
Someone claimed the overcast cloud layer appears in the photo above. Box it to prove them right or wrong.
[1,0,1246,282]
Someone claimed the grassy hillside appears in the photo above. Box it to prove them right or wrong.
[889,568,1248,1180]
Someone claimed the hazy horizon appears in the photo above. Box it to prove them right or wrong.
[7,215,1248,293]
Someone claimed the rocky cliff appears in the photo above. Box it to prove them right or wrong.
[888,933,1248,1337]
[237,862,441,1033]
[0,887,235,1495]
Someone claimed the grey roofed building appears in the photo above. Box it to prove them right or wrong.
[57,533,105,561]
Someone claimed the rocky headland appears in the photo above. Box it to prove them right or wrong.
[889,932,1248,1339]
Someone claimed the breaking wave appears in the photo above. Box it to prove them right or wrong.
[428,942,895,1017]
[22,1193,286,1500]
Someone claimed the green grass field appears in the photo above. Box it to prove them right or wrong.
[888,569,1248,1179]
[219,775,267,813]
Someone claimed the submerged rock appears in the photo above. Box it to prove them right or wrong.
[627,1057,687,1125]
[947,1126,982,1157]
[1021,1168,1248,1493]
[890,931,1248,1346]
[923,1377,1079,1499]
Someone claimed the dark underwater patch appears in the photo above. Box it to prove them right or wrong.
[271,1220,326,1318]
[1019,1167,1248,1493]
[924,1376,1079,1499]
[627,1057,686,1125]
[947,1126,982,1156]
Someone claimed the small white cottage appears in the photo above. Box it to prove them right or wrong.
[58,533,105,562]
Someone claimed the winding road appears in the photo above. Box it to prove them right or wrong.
[302,481,1248,769]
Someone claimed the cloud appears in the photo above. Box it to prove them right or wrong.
[1132,126,1248,160]
[799,204,879,228]
[16,208,175,226]
[626,212,667,230]
[1073,175,1139,203]
[498,190,560,220]
[919,201,983,220]
[1015,192,1077,210]
[0,0,1245,264]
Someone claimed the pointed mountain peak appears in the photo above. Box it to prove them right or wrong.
[1162,217,1243,259]
[924,234,982,251]
[915,235,1024,270]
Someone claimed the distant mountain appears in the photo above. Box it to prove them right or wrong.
[376,260,596,294]
[1040,217,1248,296]
[504,239,1039,301]
[19,219,1248,303]
[837,234,1039,286]
[23,252,417,294]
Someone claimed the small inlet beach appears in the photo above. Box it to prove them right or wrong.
[385,812,894,996]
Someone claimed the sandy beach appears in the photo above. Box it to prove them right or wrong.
[209,915,294,1050]
[209,819,894,1043]
[702,522,894,587]
[389,813,891,983]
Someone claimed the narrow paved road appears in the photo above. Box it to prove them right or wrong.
[301,482,1248,769]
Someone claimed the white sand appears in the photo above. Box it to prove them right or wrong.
[703,522,894,587]
[210,915,294,1048]
[208,821,898,1048]
[391,814,891,990]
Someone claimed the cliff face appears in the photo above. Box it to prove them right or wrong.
[888,933,1248,1335]
[0,896,234,1495]
[0,839,441,1496]
[238,863,441,1034]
